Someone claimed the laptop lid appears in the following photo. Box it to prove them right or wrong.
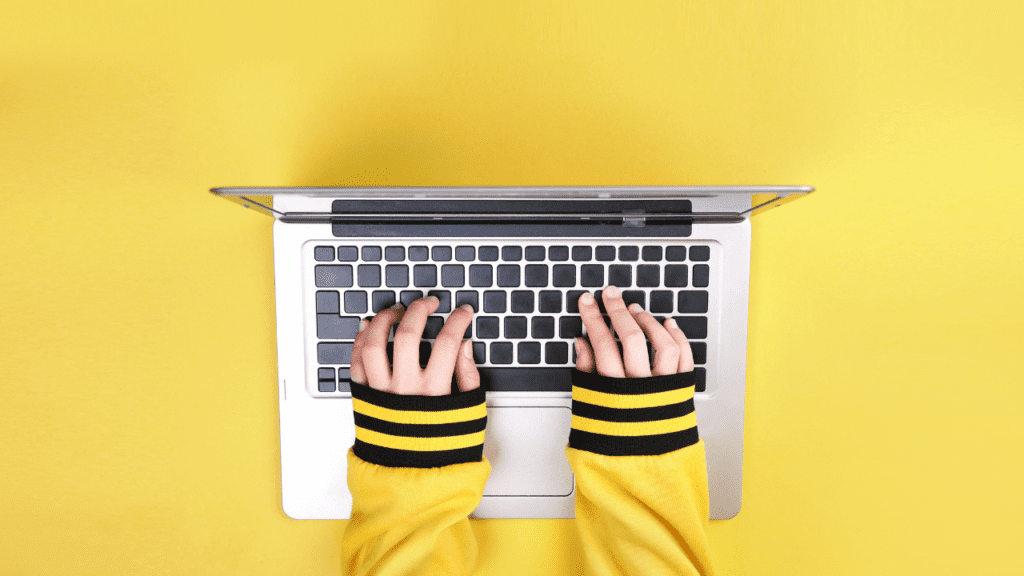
[209,186,814,226]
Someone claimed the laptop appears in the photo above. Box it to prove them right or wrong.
[211,185,813,520]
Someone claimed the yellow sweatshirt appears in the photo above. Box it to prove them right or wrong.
[342,369,716,576]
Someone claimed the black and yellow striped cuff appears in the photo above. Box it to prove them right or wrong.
[349,384,487,468]
[569,368,699,456]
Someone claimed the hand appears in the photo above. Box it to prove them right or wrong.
[575,285,695,378]
[349,296,480,395]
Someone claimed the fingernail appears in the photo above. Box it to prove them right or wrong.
[357,319,367,332]
[460,303,475,313]
[462,340,473,358]
[574,338,581,354]
[580,292,595,305]
[628,303,642,313]
[604,285,620,297]
[666,318,678,329]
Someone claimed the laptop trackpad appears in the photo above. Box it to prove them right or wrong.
[482,406,574,497]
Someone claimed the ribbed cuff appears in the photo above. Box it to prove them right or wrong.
[568,368,699,456]
[350,384,487,468]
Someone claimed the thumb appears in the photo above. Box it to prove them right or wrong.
[454,340,481,392]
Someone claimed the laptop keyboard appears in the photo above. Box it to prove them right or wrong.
[309,240,712,395]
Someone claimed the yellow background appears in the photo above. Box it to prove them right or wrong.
[2,1,1022,574]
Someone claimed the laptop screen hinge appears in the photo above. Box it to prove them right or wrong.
[622,210,645,228]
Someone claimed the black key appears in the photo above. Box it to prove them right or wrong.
[316,291,340,313]
[317,342,353,364]
[573,343,577,363]
[650,291,673,313]
[545,342,568,364]
[361,246,381,261]
[539,290,562,313]
[692,265,710,287]
[414,264,437,287]
[427,290,451,313]
[469,264,492,287]
[525,246,546,261]
[525,264,548,287]
[580,264,604,287]
[400,290,423,307]
[518,342,541,364]
[455,246,475,261]
[673,316,708,339]
[689,342,707,365]
[464,322,473,339]
[595,246,616,261]
[642,246,663,261]
[593,290,607,313]
[344,291,368,313]
[490,342,513,364]
[694,368,706,393]
[337,368,352,393]
[432,246,452,261]
[385,246,405,261]
[455,290,478,312]
[566,290,586,313]
[621,291,645,309]
[666,246,687,261]
[549,246,569,261]
[677,290,709,313]
[315,265,353,287]
[441,264,465,287]
[317,315,361,339]
[552,265,576,287]
[423,316,445,339]
[559,316,583,338]
[337,246,358,261]
[572,246,592,261]
[504,316,528,339]
[419,341,432,368]
[532,316,555,339]
[314,246,335,261]
[385,265,409,287]
[478,246,499,261]
[472,342,486,363]
[511,291,534,313]
[483,291,506,313]
[618,246,639,261]
[497,265,520,287]
[665,265,688,287]
[608,265,631,287]
[372,290,396,312]
[689,246,711,261]
[502,246,522,261]
[409,246,429,261]
[637,265,660,287]
[477,317,500,339]
[357,264,381,287]
[318,367,336,392]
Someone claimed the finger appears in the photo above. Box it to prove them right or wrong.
[424,304,476,394]
[392,296,440,394]
[601,286,651,378]
[349,319,370,385]
[362,304,405,390]
[578,291,624,377]
[628,304,681,376]
[664,318,695,373]
[454,340,481,392]
[574,337,596,373]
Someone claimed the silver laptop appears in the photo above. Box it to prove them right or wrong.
[211,186,813,520]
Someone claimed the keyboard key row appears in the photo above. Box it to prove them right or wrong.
[315,263,710,289]
[314,244,712,263]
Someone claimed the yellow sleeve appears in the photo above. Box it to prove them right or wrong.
[565,368,717,576]
[341,385,491,576]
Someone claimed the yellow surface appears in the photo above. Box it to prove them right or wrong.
[2,1,1022,574]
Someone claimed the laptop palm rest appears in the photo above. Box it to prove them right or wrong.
[482,406,574,497]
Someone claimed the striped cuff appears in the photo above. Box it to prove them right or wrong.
[350,384,487,468]
[569,368,699,456]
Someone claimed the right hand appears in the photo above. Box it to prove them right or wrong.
[575,285,695,378]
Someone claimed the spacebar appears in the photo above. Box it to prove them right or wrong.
[478,368,572,392]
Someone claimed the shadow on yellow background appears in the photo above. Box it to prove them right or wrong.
[2,1,1022,575]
